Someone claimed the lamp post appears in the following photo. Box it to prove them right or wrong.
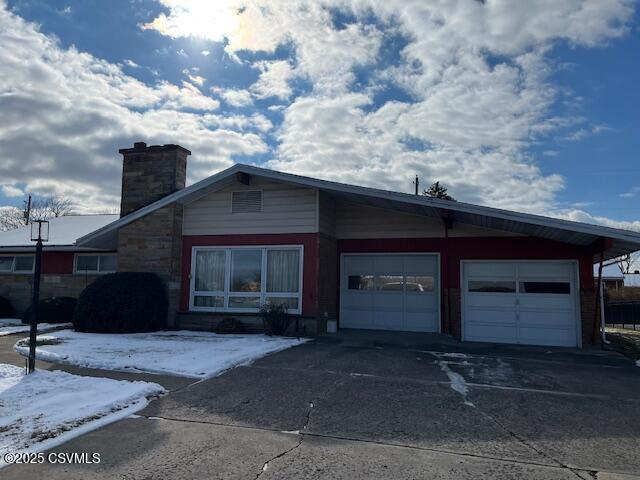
[28,220,49,373]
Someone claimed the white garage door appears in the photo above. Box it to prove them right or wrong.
[462,261,579,347]
[340,254,439,332]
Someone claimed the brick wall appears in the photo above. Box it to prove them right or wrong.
[117,205,184,326]
[0,273,99,315]
[580,289,598,346]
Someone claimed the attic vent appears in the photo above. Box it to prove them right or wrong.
[232,190,262,213]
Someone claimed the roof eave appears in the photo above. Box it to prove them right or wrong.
[75,163,640,254]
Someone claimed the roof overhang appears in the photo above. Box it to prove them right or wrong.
[77,164,640,262]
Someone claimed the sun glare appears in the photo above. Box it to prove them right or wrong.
[142,0,243,44]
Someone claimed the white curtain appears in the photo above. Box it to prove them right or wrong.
[195,250,225,292]
[267,250,300,293]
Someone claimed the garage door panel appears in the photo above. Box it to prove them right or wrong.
[404,255,437,275]
[341,254,439,333]
[373,256,403,274]
[518,263,572,279]
[465,294,517,308]
[342,293,374,309]
[341,308,373,328]
[519,295,573,310]
[405,312,438,331]
[519,310,575,327]
[466,308,518,325]
[518,327,575,347]
[344,256,374,274]
[372,293,403,308]
[463,261,578,347]
[465,324,518,342]
[465,262,516,278]
[373,310,404,329]
[405,294,436,310]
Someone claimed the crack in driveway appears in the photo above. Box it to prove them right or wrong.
[254,376,344,478]
[429,351,598,480]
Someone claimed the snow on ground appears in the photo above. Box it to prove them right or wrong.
[430,351,475,407]
[0,364,164,467]
[15,330,309,379]
[0,319,71,337]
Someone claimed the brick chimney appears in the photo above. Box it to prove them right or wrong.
[119,142,191,216]
[117,142,191,328]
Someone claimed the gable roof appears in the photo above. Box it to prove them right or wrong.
[76,164,640,261]
[594,263,624,279]
[0,214,119,251]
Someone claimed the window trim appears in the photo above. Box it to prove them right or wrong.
[189,245,304,314]
[0,254,35,274]
[74,253,117,274]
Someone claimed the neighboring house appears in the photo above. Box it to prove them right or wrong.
[0,214,118,312]
[624,274,640,287]
[593,263,624,290]
[3,142,640,347]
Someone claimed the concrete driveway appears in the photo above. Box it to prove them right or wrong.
[2,330,640,479]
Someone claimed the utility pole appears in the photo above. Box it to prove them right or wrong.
[24,195,32,225]
[414,175,419,195]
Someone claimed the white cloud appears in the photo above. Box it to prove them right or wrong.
[620,187,640,199]
[554,209,640,232]
[250,60,294,100]
[1,184,24,198]
[201,50,211,56]
[0,4,267,212]
[211,87,253,107]
[188,75,206,87]
[123,59,139,68]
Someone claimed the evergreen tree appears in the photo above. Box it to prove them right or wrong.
[423,181,455,201]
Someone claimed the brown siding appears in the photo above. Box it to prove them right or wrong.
[334,201,524,239]
[317,233,338,325]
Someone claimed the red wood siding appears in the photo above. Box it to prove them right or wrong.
[42,252,74,274]
[180,234,319,315]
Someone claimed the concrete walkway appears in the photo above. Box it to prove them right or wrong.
[2,330,640,479]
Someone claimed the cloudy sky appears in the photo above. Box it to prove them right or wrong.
[0,0,638,229]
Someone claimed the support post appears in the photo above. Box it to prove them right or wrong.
[28,237,43,373]
[593,250,604,346]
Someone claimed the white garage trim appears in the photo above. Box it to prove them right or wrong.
[460,260,582,348]
[339,252,441,333]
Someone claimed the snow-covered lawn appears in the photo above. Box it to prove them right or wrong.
[0,319,71,336]
[0,364,164,467]
[15,330,309,379]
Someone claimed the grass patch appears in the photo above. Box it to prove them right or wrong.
[606,327,640,361]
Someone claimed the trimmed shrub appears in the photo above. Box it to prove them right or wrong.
[260,303,292,336]
[215,318,246,334]
[22,297,77,324]
[0,296,15,318]
[73,272,168,333]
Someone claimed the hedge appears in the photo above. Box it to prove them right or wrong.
[73,272,168,333]
[0,296,15,318]
[22,297,77,324]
